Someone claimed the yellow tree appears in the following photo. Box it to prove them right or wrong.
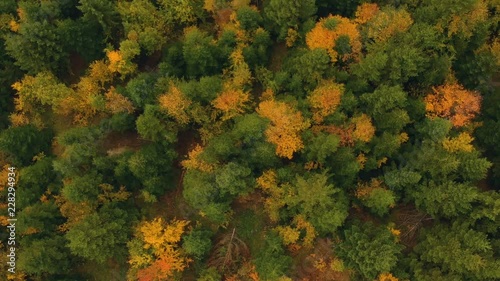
[257,99,309,159]
[352,114,376,142]
[308,81,344,123]
[129,218,191,281]
[306,15,362,63]
[158,83,192,125]
[424,83,482,127]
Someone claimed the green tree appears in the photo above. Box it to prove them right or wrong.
[287,172,349,234]
[412,221,500,281]
[264,0,316,40]
[18,235,71,276]
[336,222,403,280]
[17,157,56,209]
[182,228,213,260]
[0,125,53,166]
[65,204,129,263]
[62,171,103,204]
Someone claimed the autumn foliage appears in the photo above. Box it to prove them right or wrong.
[365,8,413,42]
[306,15,362,62]
[352,114,376,142]
[425,83,482,127]
[158,83,192,125]
[355,3,380,24]
[257,99,309,159]
[212,87,250,120]
[130,218,191,281]
[308,81,344,123]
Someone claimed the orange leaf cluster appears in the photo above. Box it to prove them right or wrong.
[158,83,192,125]
[105,87,134,114]
[308,81,344,123]
[378,272,399,281]
[352,114,375,142]
[424,83,482,127]
[354,3,380,24]
[312,125,354,146]
[257,99,309,159]
[306,15,362,62]
[366,8,413,42]
[213,88,250,120]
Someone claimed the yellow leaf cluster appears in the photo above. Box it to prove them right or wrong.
[355,178,385,198]
[352,114,375,142]
[256,170,286,222]
[308,81,344,123]
[425,83,482,127]
[181,144,214,172]
[158,83,192,125]
[442,132,474,153]
[306,15,362,62]
[140,218,189,251]
[275,215,316,249]
[257,99,309,159]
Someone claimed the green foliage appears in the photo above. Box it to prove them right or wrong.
[183,28,220,78]
[303,132,340,165]
[359,188,396,217]
[124,72,159,107]
[215,162,253,196]
[62,171,102,204]
[182,228,213,260]
[17,157,56,209]
[336,222,403,280]
[286,172,349,234]
[65,204,129,263]
[253,231,292,280]
[264,0,316,40]
[128,143,176,197]
[413,221,500,280]
[236,6,262,31]
[18,235,71,276]
[411,180,479,218]
[0,125,53,166]
[17,201,63,238]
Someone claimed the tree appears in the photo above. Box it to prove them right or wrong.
[308,81,344,123]
[62,171,102,204]
[158,83,192,125]
[412,221,500,281]
[0,125,53,166]
[355,179,396,217]
[212,87,250,121]
[18,235,71,276]
[65,205,129,263]
[306,15,362,63]
[364,7,414,43]
[425,83,481,127]
[410,180,479,218]
[182,228,213,260]
[264,0,316,40]
[257,98,309,159]
[128,218,191,281]
[183,27,220,78]
[336,222,403,280]
[17,157,56,209]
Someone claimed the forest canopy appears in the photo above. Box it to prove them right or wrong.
[0,0,499,281]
